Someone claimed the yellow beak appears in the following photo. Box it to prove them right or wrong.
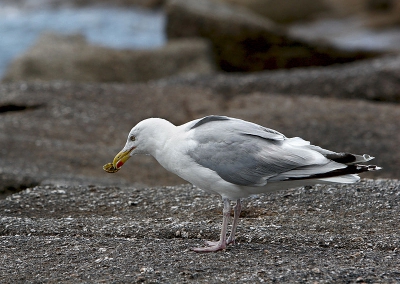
[113,147,135,169]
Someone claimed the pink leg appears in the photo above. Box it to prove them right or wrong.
[192,198,231,252]
[227,199,241,245]
[205,199,241,247]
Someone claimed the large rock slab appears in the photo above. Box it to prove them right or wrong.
[1,33,216,83]
[218,0,400,26]
[0,180,399,282]
[365,0,400,27]
[0,80,398,192]
[216,0,329,23]
[166,0,379,72]
[159,55,400,102]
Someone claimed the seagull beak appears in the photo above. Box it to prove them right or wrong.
[112,147,135,169]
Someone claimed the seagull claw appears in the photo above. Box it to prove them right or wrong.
[191,241,227,252]
[204,240,219,247]
[205,239,234,246]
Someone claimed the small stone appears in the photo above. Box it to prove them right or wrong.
[311,267,320,273]
[356,277,365,283]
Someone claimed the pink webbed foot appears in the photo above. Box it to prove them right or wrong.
[191,241,227,252]
[191,238,236,253]
[205,239,235,247]
[204,240,219,247]
[191,198,241,253]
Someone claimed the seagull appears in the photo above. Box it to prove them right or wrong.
[103,115,381,252]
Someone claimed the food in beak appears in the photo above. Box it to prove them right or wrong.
[103,163,119,173]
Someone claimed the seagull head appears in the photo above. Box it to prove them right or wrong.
[110,118,175,171]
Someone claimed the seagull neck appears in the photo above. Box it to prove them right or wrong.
[143,119,176,156]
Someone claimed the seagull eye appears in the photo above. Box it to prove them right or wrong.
[129,135,136,141]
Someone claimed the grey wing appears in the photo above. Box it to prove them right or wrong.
[187,118,337,186]
[188,115,286,141]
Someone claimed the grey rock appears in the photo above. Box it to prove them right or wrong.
[0,180,398,282]
[166,0,379,72]
[327,0,400,22]
[324,0,368,15]
[0,80,397,191]
[216,0,330,23]
[0,172,39,197]
[159,54,400,102]
[287,16,400,53]
[1,33,216,83]
[0,81,221,188]
[365,0,400,27]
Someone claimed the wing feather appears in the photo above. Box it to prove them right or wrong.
[188,118,333,186]
[186,116,378,187]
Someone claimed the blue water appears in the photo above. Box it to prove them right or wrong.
[0,5,166,77]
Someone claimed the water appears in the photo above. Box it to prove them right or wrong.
[0,4,166,77]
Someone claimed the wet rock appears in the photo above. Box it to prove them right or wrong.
[1,33,216,83]
[166,0,379,72]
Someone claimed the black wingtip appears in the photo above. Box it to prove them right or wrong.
[325,153,357,164]
[287,164,381,181]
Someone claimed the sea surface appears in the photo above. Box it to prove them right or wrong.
[0,3,165,77]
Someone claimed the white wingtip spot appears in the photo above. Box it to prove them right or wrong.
[363,154,374,161]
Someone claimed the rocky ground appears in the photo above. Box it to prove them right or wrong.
[0,179,398,282]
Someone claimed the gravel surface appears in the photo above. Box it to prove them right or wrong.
[0,179,398,283]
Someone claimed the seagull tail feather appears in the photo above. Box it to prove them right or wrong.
[287,164,382,183]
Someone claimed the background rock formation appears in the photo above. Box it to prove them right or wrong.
[2,33,215,83]
[1,62,398,193]
[166,0,379,72]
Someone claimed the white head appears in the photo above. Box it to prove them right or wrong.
[110,118,175,171]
